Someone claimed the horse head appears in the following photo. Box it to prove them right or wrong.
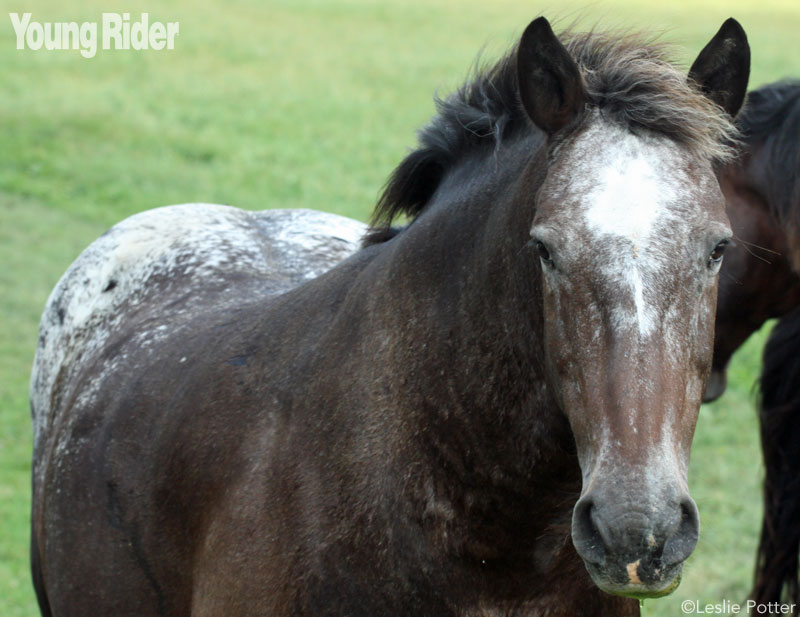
[518,17,749,598]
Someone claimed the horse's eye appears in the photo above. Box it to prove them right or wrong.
[708,240,729,266]
[535,240,554,266]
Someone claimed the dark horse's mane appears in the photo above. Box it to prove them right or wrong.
[365,28,738,241]
[737,80,800,233]
[753,306,800,607]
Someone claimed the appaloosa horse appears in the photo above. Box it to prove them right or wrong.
[31,17,749,617]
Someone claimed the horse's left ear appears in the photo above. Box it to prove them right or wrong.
[688,18,750,117]
[517,17,586,136]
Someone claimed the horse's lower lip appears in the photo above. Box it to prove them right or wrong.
[583,563,683,599]
[603,575,681,600]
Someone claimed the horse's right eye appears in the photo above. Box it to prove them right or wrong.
[535,240,554,266]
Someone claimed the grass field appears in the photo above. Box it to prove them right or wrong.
[1,1,798,615]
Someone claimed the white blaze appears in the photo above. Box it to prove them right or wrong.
[584,154,675,243]
[578,122,685,337]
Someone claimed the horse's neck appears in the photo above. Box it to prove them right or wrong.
[371,140,569,476]
[365,186,577,562]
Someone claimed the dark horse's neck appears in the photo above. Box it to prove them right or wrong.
[361,132,579,568]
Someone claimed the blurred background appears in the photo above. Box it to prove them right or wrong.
[2,1,799,615]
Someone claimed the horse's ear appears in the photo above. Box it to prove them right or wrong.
[688,18,750,117]
[516,17,585,136]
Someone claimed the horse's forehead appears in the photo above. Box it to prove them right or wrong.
[544,119,719,243]
[536,120,724,339]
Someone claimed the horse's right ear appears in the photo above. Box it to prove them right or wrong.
[517,17,586,136]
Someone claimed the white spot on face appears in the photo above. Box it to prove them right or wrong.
[536,114,715,342]
[579,122,687,337]
[583,151,677,244]
[629,267,653,337]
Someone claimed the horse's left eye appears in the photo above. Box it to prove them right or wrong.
[535,240,554,266]
[708,240,729,266]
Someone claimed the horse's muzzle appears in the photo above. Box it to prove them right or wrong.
[570,491,700,598]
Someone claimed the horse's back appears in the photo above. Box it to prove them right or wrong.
[29,204,366,616]
[30,204,364,447]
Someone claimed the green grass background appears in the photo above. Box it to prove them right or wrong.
[1,1,798,615]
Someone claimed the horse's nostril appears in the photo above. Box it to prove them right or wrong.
[662,498,700,566]
[572,498,607,566]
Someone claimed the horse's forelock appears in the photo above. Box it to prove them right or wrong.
[566,30,740,163]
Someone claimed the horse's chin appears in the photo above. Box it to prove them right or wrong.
[583,562,683,600]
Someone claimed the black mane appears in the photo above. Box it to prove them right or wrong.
[738,80,800,230]
[362,51,524,244]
